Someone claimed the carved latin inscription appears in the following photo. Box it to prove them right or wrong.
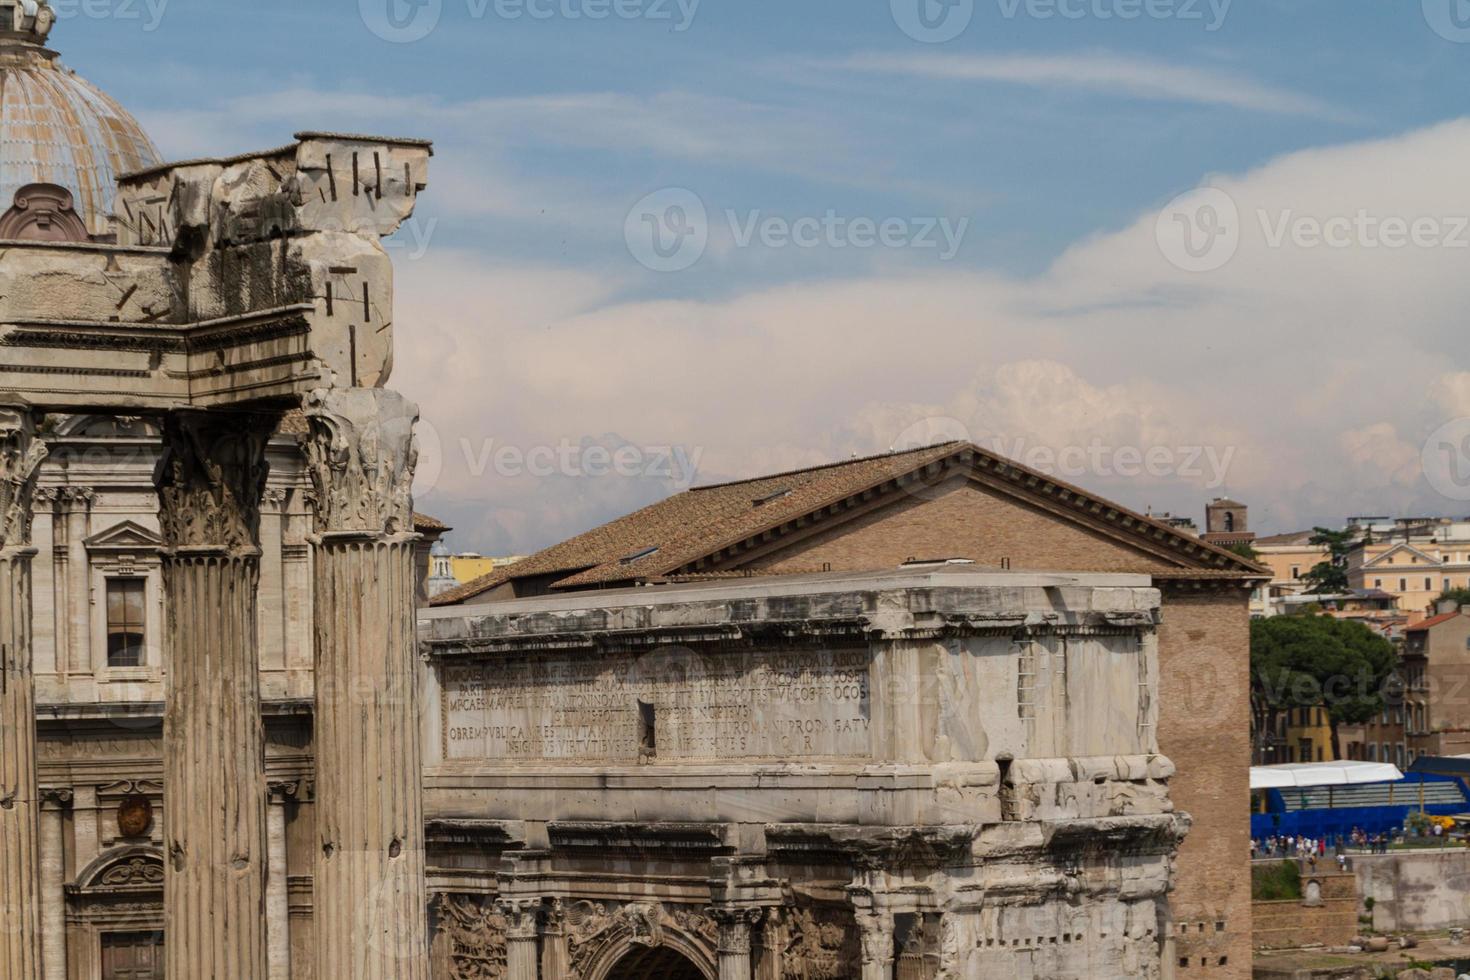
[442,648,871,763]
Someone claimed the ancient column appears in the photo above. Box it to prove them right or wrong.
[712,909,761,980]
[541,900,570,980]
[856,911,896,980]
[266,781,295,980]
[303,388,428,979]
[0,405,47,980]
[499,899,541,980]
[39,789,71,980]
[156,410,276,980]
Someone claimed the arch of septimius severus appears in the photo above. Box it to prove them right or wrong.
[0,4,1196,978]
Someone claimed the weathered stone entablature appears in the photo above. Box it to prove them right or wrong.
[0,133,430,412]
[419,568,1185,979]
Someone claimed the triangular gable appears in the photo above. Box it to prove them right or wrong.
[557,443,1263,588]
[84,520,163,551]
[1362,542,1441,569]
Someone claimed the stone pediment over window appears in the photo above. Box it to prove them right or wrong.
[84,521,164,554]
[50,414,163,440]
[70,844,165,896]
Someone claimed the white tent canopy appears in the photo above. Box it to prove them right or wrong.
[1250,761,1403,790]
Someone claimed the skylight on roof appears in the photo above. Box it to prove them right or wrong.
[752,488,792,506]
[620,546,659,565]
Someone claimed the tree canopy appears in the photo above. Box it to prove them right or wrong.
[1250,614,1397,760]
[1302,527,1353,594]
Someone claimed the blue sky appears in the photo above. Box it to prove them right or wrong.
[53,0,1470,553]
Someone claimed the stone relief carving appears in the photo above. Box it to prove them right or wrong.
[155,411,275,553]
[302,387,418,536]
[99,856,165,886]
[561,900,717,978]
[434,895,508,980]
[0,406,47,549]
[776,907,859,980]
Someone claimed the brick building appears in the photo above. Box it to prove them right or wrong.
[435,441,1266,977]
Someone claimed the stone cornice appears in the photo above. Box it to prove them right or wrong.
[421,571,1160,659]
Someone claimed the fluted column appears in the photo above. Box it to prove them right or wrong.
[0,405,46,980]
[712,909,761,980]
[541,900,569,980]
[303,388,428,979]
[156,410,276,980]
[500,899,541,980]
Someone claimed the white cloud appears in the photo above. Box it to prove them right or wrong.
[835,51,1340,118]
[391,118,1470,552]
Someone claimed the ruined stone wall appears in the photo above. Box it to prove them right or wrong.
[1354,849,1470,933]
[1251,872,1358,951]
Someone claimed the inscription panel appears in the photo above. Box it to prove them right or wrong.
[441,648,870,763]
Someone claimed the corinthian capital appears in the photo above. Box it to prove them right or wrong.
[155,411,275,554]
[0,405,47,550]
[302,388,418,537]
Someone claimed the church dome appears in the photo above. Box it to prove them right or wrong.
[0,0,160,237]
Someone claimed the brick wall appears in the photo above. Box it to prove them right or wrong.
[1160,591,1252,979]
[750,481,1174,574]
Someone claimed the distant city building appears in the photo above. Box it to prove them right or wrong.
[1399,606,1470,759]
[1202,497,1256,549]
[449,551,525,585]
[1254,529,1328,594]
[1348,520,1470,623]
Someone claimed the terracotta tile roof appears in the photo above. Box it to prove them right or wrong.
[430,441,1263,607]
[1255,530,1319,547]
[1408,611,1461,632]
[414,512,451,533]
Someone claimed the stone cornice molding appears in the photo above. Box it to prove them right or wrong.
[154,410,276,555]
[0,404,47,549]
[302,387,418,538]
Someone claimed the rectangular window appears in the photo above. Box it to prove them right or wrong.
[1375,578,1383,588]
[637,700,656,758]
[106,579,146,668]
[1426,578,1434,591]
[1291,565,1300,579]
[1401,579,1408,592]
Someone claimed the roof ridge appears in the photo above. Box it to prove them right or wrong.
[688,441,962,492]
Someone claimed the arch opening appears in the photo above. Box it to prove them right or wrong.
[603,944,706,980]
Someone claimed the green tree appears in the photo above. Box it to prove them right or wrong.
[1435,587,1470,610]
[1228,541,1261,563]
[1251,614,1397,761]
[1303,527,1353,595]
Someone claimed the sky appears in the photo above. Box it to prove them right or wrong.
[51,0,1470,553]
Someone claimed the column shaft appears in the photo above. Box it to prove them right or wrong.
[0,406,46,980]
[156,410,275,980]
[162,553,267,978]
[39,794,67,980]
[267,791,292,979]
[305,387,428,980]
[1,551,42,980]
[312,536,427,978]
